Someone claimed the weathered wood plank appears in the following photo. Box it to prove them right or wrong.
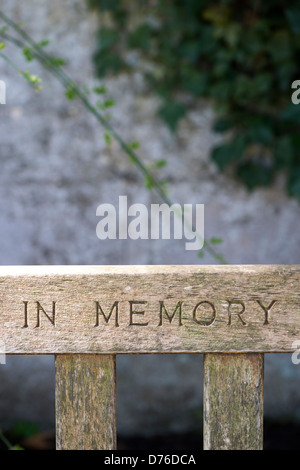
[203,353,264,450]
[55,354,117,450]
[0,265,299,353]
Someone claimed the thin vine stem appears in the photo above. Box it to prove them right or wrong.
[0,430,13,449]
[0,11,227,263]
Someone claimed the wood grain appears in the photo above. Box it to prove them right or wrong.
[0,265,299,353]
[55,354,117,450]
[203,353,264,450]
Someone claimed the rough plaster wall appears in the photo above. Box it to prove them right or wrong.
[0,1,300,435]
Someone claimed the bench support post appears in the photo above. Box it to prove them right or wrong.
[55,354,117,450]
[203,353,264,450]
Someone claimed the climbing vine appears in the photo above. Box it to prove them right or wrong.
[0,10,226,263]
[88,0,300,200]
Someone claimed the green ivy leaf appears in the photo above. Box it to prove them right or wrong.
[104,132,112,146]
[280,104,300,123]
[274,136,294,169]
[22,46,34,62]
[103,98,115,108]
[144,174,154,190]
[49,57,66,67]
[87,2,300,203]
[97,27,119,51]
[213,117,234,133]
[158,101,187,132]
[209,237,223,244]
[10,420,39,440]
[287,165,300,199]
[93,51,122,77]
[128,23,153,51]
[38,39,50,47]
[211,134,247,170]
[237,162,273,190]
[65,86,77,101]
[246,123,273,146]
[286,8,300,34]
[156,159,167,168]
[93,85,107,94]
[129,141,140,150]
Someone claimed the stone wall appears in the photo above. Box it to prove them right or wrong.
[0,1,300,436]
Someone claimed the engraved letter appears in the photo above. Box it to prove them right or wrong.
[227,300,246,326]
[256,300,276,325]
[95,301,119,327]
[192,301,216,326]
[159,301,183,326]
[35,301,56,327]
[23,301,29,328]
[129,301,148,326]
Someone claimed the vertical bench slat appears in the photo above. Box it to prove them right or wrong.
[55,354,117,450]
[203,353,264,450]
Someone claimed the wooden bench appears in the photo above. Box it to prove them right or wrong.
[1,265,299,450]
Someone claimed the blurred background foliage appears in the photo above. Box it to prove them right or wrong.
[87,0,300,200]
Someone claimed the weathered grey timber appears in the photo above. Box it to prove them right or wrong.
[0,265,299,354]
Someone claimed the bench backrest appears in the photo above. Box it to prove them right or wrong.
[1,265,299,450]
